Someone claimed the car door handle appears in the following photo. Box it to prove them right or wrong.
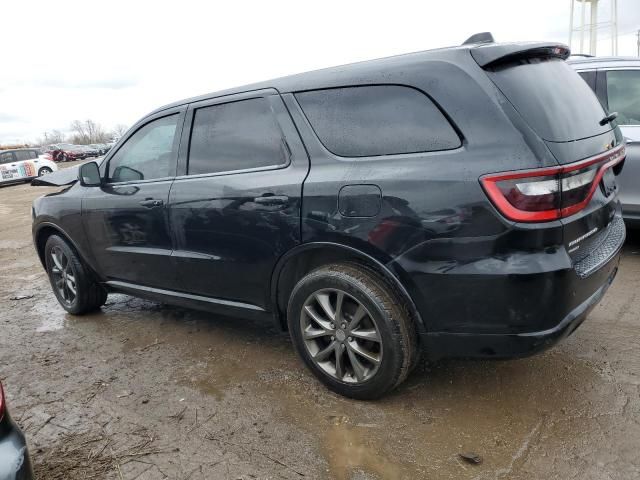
[139,198,163,208]
[254,195,289,205]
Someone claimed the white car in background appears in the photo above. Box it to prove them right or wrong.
[0,148,58,186]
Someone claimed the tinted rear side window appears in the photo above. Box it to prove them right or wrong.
[188,97,287,175]
[295,85,461,157]
[488,58,609,142]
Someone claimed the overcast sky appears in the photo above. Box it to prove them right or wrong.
[1,0,639,144]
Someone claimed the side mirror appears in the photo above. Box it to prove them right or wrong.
[78,161,101,187]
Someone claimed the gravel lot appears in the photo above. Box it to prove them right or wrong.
[1,164,639,479]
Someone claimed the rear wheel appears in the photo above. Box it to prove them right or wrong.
[44,235,107,314]
[288,263,417,399]
[38,167,52,176]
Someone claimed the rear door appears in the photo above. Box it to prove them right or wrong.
[484,55,624,264]
[82,109,185,289]
[13,150,38,178]
[168,89,308,310]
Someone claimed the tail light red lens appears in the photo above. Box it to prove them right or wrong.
[0,382,5,421]
[481,145,625,222]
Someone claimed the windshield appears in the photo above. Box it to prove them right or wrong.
[488,57,610,142]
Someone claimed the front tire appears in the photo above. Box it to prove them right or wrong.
[44,235,107,314]
[287,263,417,399]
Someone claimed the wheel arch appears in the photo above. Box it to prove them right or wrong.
[270,242,427,335]
[34,223,98,278]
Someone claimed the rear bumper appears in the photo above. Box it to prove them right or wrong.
[401,212,625,360]
[0,418,33,480]
[422,259,619,360]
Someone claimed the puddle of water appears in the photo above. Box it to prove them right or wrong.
[322,415,414,480]
[32,301,67,332]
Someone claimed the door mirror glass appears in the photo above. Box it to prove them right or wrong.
[112,165,144,182]
[79,161,101,187]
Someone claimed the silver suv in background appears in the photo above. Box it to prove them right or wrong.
[569,56,640,227]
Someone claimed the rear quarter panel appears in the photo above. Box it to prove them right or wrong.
[285,53,569,334]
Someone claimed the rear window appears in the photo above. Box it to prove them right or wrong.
[295,85,461,157]
[488,58,609,142]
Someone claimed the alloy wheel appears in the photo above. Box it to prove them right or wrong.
[50,246,77,305]
[300,288,383,384]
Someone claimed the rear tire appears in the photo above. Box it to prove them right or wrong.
[287,263,417,400]
[38,167,52,176]
[44,235,107,314]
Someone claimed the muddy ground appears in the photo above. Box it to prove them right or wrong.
[1,164,639,479]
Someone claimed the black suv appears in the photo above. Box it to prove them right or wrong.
[32,36,626,399]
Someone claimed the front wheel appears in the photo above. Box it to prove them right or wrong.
[287,263,417,399]
[44,235,107,314]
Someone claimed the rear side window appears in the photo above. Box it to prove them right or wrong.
[0,152,14,164]
[188,97,287,175]
[295,85,461,157]
[606,70,640,125]
[14,151,32,161]
[488,58,609,142]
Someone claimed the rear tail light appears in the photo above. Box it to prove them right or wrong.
[0,382,5,421]
[481,145,625,222]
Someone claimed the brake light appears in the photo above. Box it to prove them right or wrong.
[481,145,625,222]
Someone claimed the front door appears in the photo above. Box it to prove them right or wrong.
[168,90,308,309]
[82,109,185,289]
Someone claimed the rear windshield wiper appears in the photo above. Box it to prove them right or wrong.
[600,112,618,126]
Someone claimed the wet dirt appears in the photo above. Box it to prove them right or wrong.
[1,170,639,479]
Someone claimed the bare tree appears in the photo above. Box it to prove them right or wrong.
[112,124,129,138]
[39,129,66,145]
[69,119,110,144]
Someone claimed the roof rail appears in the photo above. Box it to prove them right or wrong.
[462,32,495,45]
[570,53,595,58]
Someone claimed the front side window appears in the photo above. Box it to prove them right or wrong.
[107,114,179,183]
[0,152,15,164]
[606,70,640,125]
[295,85,461,157]
[188,97,287,175]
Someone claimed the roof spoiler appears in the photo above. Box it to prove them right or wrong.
[462,32,495,45]
[469,42,571,68]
